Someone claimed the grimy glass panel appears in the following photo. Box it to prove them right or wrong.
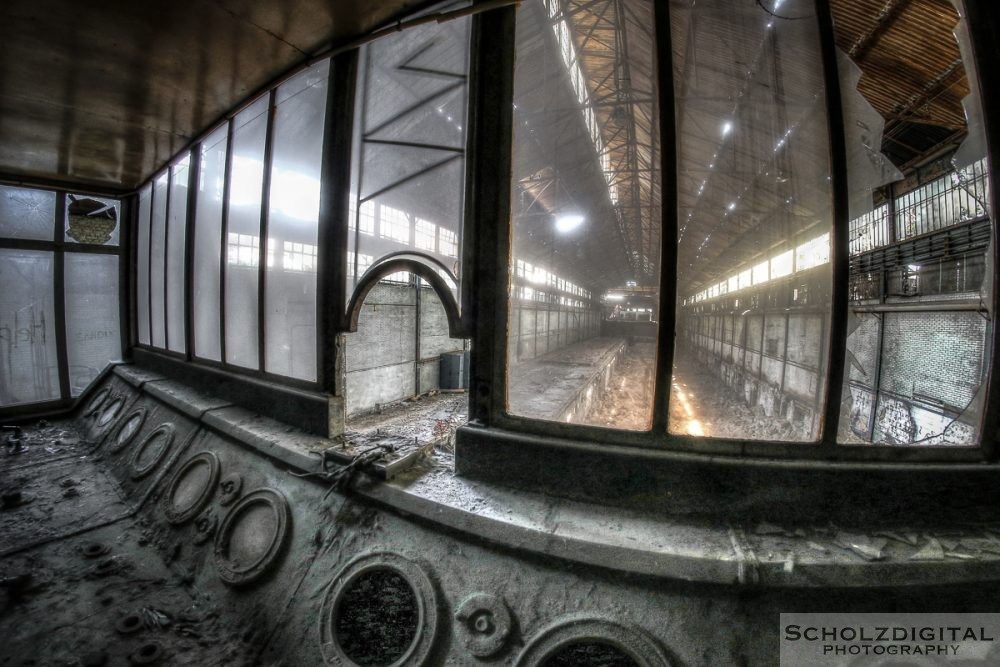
[669,0,833,442]
[830,1,992,446]
[506,0,661,430]
[265,60,329,381]
[347,9,470,308]
[65,194,120,246]
[136,184,152,345]
[193,124,227,362]
[0,185,55,240]
[150,172,168,349]
[0,250,59,405]
[224,95,269,370]
[166,156,189,354]
[65,253,121,395]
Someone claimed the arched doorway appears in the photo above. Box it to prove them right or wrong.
[342,264,469,463]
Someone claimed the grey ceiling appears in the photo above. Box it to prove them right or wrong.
[0,0,425,191]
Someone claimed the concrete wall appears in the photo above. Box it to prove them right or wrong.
[679,309,828,439]
[345,282,466,417]
[680,306,990,445]
[507,301,601,367]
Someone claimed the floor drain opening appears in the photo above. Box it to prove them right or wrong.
[116,613,143,635]
[129,641,163,664]
[82,542,108,558]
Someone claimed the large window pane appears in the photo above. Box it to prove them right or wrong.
[65,253,121,395]
[264,60,328,381]
[136,185,152,345]
[0,185,55,240]
[347,8,470,308]
[670,0,833,442]
[193,125,227,362]
[832,1,992,446]
[506,0,661,430]
[65,194,120,246]
[150,172,168,349]
[0,250,59,405]
[225,95,269,370]
[166,156,189,353]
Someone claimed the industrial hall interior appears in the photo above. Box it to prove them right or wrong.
[1,0,1000,665]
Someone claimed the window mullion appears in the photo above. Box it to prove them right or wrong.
[651,0,678,435]
[317,50,358,394]
[467,5,516,426]
[54,191,70,401]
[184,144,201,361]
[258,89,277,374]
[219,120,235,369]
[815,0,851,453]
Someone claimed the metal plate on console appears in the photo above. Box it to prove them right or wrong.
[213,488,291,587]
[162,451,220,524]
[129,424,175,480]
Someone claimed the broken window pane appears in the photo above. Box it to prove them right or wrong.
[65,194,119,246]
[506,0,661,430]
[65,253,121,395]
[670,0,834,442]
[224,95,269,370]
[346,6,469,309]
[265,60,328,381]
[0,185,55,241]
[832,0,992,446]
[0,250,59,405]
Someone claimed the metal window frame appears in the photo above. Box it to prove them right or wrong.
[963,0,1000,462]
[0,180,125,418]
[124,1,503,398]
[344,14,474,336]
[131,76,330,392]
[103,0,999,464]
[462,0,998,463]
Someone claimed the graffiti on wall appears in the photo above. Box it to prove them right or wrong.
[0,306,54,404]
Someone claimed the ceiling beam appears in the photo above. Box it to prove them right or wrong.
[848,0,914,62]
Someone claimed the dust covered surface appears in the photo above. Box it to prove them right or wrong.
[670,353,804,441]
[0,421,270,666]
[345,391,467,470]
[585,341,656,430]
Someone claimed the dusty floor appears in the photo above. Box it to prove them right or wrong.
[0,422,253,666]
[669,352,806,442]
[345,391,468,469]
[584,341,656,430]
[507,337,626,421]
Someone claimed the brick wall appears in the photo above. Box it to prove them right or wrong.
[879,311,987,410]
